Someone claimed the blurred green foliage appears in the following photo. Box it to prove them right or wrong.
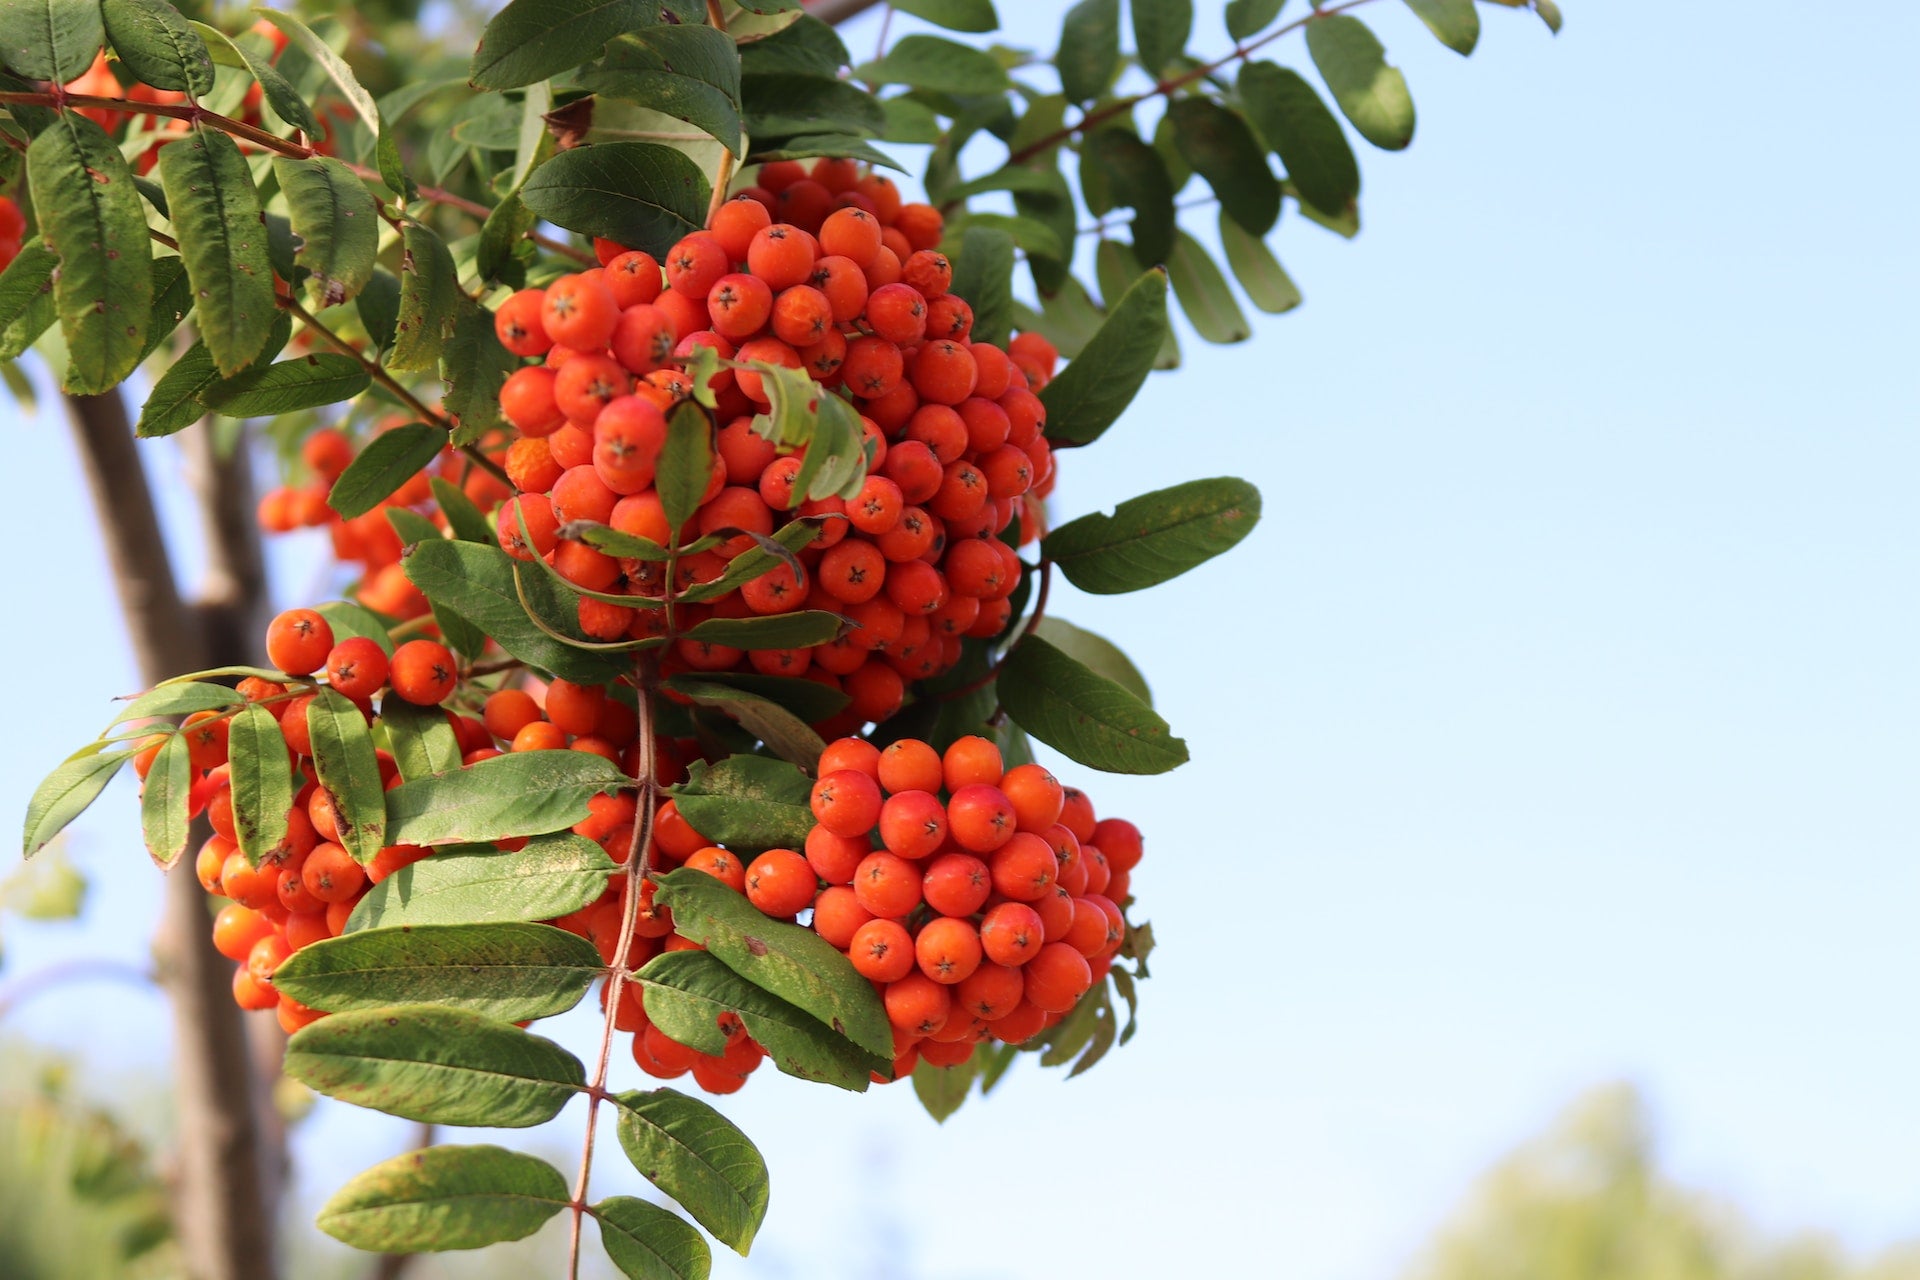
[1407,1084,1920,1280]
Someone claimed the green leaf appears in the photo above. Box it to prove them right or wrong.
[672,673,847,724]
[138,252,194,362]
[892,0,998,33]
[306,688,387,863]
[616,1089,769,1256]
[1165,98,1279,234]
[676,521,821,604]
[997,635,1187,774]
[738,15,847,78]
[741,74,885,141]
[657,400,716,534]
[193,21,322,141]
[1131,0,1191,75]
[402,538,629,684]
[0,0,104,82]
[745,134,903,173]
[136,340,219,436]
[27,112,153,394]
[228,702,292,868]
[667,679,824,770]
[856,35,1010,95]
[316,1145,570,1253]
[1219,213,1300,314]
[1305,12,1415,151]
[1066,983,1118,1075]
[274,922,603,1021]
[379,697,461,782]
[1046,476,1261,592]
[1055,0,1119,102]
[315,600,396,656]
[347,833,615,933]
[108,680,243,727]
[385,750,628,847]
[471,0,656,91]
[250,9,381,142]
[477,190,536,287]
[588,25,744,156]
[1031,616,1152,706]
[1081,128,1175,264]
[637,950,886,1090]
[22,746,134,858]
[668,754,813,853]
[102,0,213,96]
[428,476,494,544]
[139,730,191,870]
[520,142,708,259]
[391,223,459,374]
[947,225,1014,349]
[1226,0,1286,41]
[594,1197,712,1280]
[286,1006,585,1127]
[1166,228,1250,343]
[1091,240,1179,369]
[752,363,870,502]
[328,423,444,519]
[356,268,400,354]
[653,868,894,1061]
[1238,61,1360,218]
[911,1054,975,1122]
[682,611,842,651]
[274,156,378,310]
[1404,0,1479,54]
[0,242,57,360]
[1039,267,1168,445]
[201,354,371,417]
[1536,0,1564,36]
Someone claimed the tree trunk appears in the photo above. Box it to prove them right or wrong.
[65,389,281,1280]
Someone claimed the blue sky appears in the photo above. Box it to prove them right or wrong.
[4,2,1919,1277]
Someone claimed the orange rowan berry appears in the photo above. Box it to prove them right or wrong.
[979,901,1045,967]
[914,916,982,984]
[605,251,665,307]
[770,285,834,347]
[501,366,566,436]
[863,283,927,346]
[901,250,952,298]
[849,919,915,982]
[266,609,334,676]
[709,196,773,261]
[495,289,553,356]
[541,273,620,351]
[746,223,816,290]
[232,965,280,1011]
[302,842,366,904]
[211,904,276,961]
[854,851,922,917]
[878,789,947,859]
[513,720,568,752]
[746,848,816,917]
[883,972,951,1036]
[1022,942,1093,1012]
[685,845,747,892]
[809,885,873,948]
[922,852,991,917]
[391,640,458,705]
[811,768,883,837]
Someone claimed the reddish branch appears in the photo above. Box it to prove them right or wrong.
[567,658,663,1280]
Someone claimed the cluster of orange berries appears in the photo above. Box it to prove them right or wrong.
[561,733,1141,1092]
[255,424,514,623]
[0,198,22,273]
[137,606,649,1035]
[490,156,1063,730]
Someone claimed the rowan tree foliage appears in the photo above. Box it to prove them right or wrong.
[3,0,1559,1274]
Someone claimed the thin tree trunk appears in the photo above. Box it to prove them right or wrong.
[65,388,281,1280]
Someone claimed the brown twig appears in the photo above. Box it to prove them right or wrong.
[0,90,311,156]
[566,657,660,1280]
[275,293,514,488]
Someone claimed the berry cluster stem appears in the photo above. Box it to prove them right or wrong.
[275,293,513,489]
[566,655,662,1280]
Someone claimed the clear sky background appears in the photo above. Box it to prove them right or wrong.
[3,2,1918,1277]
